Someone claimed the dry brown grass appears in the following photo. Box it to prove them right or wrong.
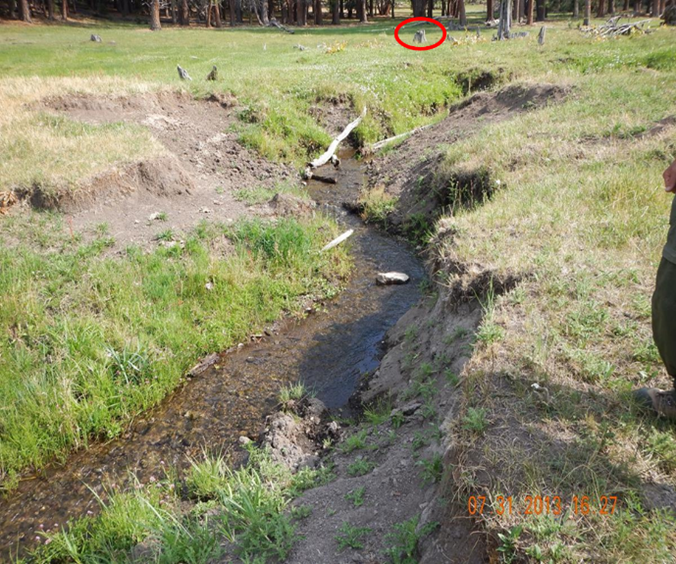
[0,77,167,194]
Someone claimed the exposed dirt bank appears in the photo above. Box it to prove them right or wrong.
[27,91,296,248]
[366,83,570,234]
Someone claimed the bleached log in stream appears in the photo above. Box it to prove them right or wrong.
[366,124,433,154]
[321,229,354,252]
[304,108,367,180]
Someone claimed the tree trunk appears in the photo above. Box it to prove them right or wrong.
[19,0,30,21]
[357,0,366,20]
[412,0,424,15]
[535,0,544,19]
[315,0,321,22]
[608,0,614,12]
[332,0,339,21]
[369,0,373,16]
[652,0,659,14]
[268,0,274,19]
[584,0,590,23]
[391,0,394,16]
[47,0,54,18]
[498,0,511,36]
[426,0,432,16]
[573,0,579,17]
[622,0,628,10]
[527,0,533,23]
[296,0,303,23]
[340,0,344,17]
[596,0,605,16]
[61,0,68,18]
[150,0,161,29]
[214,0,222,25]
[487,0,493,19]
[180,0,189,23]
[458,0,466,23]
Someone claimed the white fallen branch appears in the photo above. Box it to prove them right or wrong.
[321,229,354,252]
[366,124,432,153]
[305,108,367,179]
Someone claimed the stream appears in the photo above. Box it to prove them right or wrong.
[0,153,425,558]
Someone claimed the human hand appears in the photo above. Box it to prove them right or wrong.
[664,160,676,194]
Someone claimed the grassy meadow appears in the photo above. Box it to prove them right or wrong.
[0,6,676,562]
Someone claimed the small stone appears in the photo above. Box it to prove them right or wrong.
[376,272,410,285]
[327,421,340,435]
[199,207,213,214]
[401,402,422,416]
[205,282,214,291]
[148,212,162,221]
[239,436,252,446]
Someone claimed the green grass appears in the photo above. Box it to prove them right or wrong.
[344,486,366,507]
[417,453,443,485]
[30,446,321,562]
[234,182,310,205]
[346,458,375,476]
[460,407,488,435]
[278,381,311,406]
[363,398,392,426]
[0,214,349,488]
[335,522,372,551]
[383,514,439,564]
[359,185,399,227]
[339,429,369,453]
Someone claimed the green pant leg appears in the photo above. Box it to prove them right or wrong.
[653,258,676,384]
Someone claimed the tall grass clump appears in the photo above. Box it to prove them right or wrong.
[31,447,320,563]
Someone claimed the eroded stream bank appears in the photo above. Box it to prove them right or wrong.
[0,152,425,558]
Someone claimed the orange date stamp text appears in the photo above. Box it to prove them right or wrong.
[467,494,619,517]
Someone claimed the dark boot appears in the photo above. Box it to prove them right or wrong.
[635,388,676,420]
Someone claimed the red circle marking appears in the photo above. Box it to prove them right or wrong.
[394,17,447,51]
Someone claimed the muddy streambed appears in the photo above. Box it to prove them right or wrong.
[0,154,424,557]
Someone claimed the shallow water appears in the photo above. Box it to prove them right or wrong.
[0,154,424,557]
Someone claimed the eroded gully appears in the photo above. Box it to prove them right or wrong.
[0,153,425,557]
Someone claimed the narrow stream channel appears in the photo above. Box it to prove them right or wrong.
[0,153,425,558]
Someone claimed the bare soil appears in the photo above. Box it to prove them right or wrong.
[37,91,297,249]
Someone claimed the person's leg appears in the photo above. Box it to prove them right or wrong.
[636,258,676,419]
[652,258,676,384]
